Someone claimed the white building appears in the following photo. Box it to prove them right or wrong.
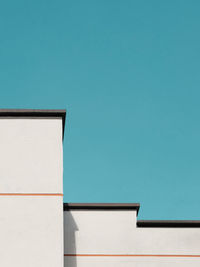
[0,109,200,267]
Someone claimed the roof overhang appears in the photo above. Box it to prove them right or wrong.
[137,220,200,228]
[0,109,66,138]
[64,203,140,215]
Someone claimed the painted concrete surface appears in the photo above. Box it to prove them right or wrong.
[65,257,200,267]
[0,118,63,193]
[0,196,63,267]
[64,210,200,267]
[0,117,64,267]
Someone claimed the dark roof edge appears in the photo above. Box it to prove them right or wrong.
[137,220,200,228]
[64,203,140,214]
[64,204,200,226]
[0,109,66,138]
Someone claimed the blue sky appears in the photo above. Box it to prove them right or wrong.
[1,1,200,219]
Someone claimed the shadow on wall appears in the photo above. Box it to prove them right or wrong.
[64,211,78,267]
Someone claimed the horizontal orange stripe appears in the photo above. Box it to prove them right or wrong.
[64,254,200,258]
[0,193,63,196]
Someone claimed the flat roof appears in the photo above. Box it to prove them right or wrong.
[64,203,140,214]
[137,220,200,228]
[0,109,66,137]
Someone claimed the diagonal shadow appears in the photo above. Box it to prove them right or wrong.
[64,211,78,267]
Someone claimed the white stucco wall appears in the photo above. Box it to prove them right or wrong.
[0,117,63,267]
[0,118,63,193]
[64,210,200,267]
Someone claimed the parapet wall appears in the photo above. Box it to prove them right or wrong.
[64,203,200,267]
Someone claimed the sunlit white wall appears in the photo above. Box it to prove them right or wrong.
[0,118,63,267]
[64,210,200,267]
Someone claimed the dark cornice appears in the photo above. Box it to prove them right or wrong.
[0,109,66,138]
[64,203,140,214]
[137,220,200,228]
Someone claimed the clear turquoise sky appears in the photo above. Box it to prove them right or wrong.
[1,1,200,219]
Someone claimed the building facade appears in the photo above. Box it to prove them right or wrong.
[0,109,200,267]
[64,204,200,267]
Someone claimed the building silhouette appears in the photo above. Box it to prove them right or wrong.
[0,109,199,267]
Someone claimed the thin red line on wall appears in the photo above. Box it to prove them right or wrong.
[64,254,200,258]
[0,193,63,196]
